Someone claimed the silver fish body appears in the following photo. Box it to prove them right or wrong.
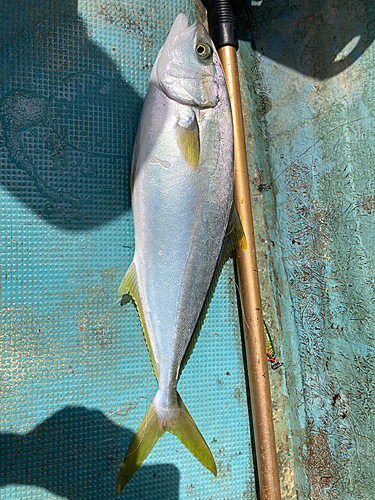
[118,14,245,493]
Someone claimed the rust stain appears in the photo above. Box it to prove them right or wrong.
[304,423,340,499]
[361,194,375,214]
[95,2,164,45]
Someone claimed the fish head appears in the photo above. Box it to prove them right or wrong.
[151,13,222,109]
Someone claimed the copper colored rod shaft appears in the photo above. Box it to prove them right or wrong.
[217,45,281,500]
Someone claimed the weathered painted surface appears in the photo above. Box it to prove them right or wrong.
[236,1,375,498]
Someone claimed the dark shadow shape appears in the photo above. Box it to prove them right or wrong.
[0,406,180,499]
[235,0,375,80]
[0,0,143,230]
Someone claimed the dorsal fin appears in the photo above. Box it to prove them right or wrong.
[223,202,247,253]
[118,262,158,379]
[179,203,247,375]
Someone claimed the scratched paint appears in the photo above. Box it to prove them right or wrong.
[237,0,375,498]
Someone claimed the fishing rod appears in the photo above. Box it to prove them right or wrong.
[201,1,282,498]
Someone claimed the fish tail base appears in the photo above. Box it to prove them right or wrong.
[117,391,216,495]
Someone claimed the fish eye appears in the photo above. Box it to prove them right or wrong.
[196,42,212,59]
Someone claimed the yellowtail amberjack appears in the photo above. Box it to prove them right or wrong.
[117,13,246,494]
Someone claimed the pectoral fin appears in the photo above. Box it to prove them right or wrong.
[175,114,200,172]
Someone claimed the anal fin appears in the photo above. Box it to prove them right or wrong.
[118,262,158,379]
[118,261,138,299]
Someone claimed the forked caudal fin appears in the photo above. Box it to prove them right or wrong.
[117,391,217,494]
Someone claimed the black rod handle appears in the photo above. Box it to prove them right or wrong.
[202,0,238,51]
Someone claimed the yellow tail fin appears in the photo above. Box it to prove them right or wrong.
[117,391,216,494]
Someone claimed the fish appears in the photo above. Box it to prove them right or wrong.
[117,13,246,494]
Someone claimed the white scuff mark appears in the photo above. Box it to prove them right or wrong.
[334,35,361,63]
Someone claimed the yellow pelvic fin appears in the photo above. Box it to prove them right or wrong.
[175,114,200,172]
[118,262,158,379]
[117,392,216,495]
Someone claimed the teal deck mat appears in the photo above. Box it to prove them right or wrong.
[0,1,255,499]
